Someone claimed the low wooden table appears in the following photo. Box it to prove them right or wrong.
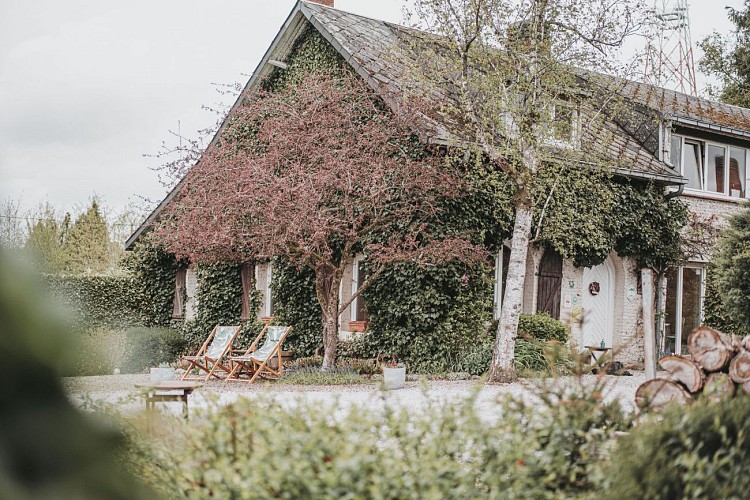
[584,345,612,363]
[135,381,202,419]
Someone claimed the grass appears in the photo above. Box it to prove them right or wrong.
[280,366,372,385]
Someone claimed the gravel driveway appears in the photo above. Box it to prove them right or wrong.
[64,372,646,421]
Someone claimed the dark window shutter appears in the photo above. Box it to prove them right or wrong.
[240,263,255,321]
[172,269,187,319]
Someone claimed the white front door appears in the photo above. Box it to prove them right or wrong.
[581,257,615,348]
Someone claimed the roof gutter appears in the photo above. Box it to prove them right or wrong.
[671,115,750,141]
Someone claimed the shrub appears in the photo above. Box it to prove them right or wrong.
[125,376,629,498]
[604,397,750,499]
[455,314,569,376]
[518,312,568,342]
[120,327,186,374]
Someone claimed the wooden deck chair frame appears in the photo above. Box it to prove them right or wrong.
[227,325,292,384]
[181,324,243,381]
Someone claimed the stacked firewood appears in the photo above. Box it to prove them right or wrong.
[636,326,750,411]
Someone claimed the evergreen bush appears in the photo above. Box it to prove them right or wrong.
[605,397,750,499]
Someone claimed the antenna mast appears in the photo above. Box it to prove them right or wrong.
[643,0,698,95]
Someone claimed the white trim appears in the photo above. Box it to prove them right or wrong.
[673,133,749,199]
[493,251,503,320]
[669,264,706,355]
[350,256,361,322]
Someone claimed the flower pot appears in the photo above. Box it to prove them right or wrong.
[382,366,406,390]
[150,367,176,383]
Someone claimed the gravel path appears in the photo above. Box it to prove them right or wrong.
[64,372,647,420]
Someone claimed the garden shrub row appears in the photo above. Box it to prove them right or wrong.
[120,380,750,499]
[42,273,142,332]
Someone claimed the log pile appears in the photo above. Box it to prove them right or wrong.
[636,326,750,411]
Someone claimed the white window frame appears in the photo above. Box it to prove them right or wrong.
[672,134,749,199]
[350,255,364,323]
[254,262,273,318]
[667,264,706,355]
[493,244,511,320]
[544,101,580,149]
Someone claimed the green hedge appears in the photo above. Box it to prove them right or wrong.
[42,273,141,332]
[127,378,631,498]
[74,327,186,376]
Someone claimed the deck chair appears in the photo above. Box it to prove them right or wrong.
[227,325,292,384]
[182,325,243,381]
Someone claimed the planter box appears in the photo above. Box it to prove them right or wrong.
[382,366,406,390]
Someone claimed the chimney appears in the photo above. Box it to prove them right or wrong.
[309,0,334,6]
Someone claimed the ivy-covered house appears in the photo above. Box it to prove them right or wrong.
[126,0,749,366]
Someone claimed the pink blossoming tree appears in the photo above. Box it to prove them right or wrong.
[153,70,480,368]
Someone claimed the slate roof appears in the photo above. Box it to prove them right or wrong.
[125,0,750,249]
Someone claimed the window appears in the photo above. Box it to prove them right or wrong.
[664,265,705,355]
[672,134,749,198]
[545,102,579,147]
[493,246,511,320]
[350,256,368,323]
[255,262,274,319]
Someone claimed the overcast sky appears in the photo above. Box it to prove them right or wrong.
[0,0,744,219]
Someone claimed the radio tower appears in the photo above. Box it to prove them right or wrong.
[643,0,698,95]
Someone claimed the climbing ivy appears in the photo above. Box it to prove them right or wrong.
[122,238,184,327]
[181,262,264,351]
[133,19,691,368]
[271,257,323,357]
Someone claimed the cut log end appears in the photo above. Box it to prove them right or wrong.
[703,372,736,403]
[729,350,750,384]
[659,355,705,393]
[635,378,692,412]
[688,327,732,373]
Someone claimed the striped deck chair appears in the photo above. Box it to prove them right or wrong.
[181,325,243,381]
[227,325,292,384]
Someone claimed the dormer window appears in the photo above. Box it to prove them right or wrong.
[671,134,748,198]
[545,102,579,148]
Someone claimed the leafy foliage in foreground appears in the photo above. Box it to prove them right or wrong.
[606,397,750,499]
[126,378,631,499]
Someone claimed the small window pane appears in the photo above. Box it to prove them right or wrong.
[664,268,678,354]
[552,105,573,142]
[670,135,681,169]
[706,145,726,194]
[729,147,746,198]
[680,268,703,355]
[683,141,702,190]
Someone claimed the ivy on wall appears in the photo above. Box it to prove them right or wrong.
[122,239,184,327]
[129,20,692,367]
[271,257,323,356]
[181,262,264,349]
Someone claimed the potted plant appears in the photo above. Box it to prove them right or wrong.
[379,354,406,390]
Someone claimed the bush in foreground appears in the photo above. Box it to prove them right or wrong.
[605,396,750,499]
[125,378,630,498]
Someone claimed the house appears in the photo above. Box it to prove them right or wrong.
[126,0,749,363]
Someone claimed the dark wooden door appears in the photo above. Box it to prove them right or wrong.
[537,249,562,320]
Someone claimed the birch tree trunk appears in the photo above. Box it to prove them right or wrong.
[488,201,534,383]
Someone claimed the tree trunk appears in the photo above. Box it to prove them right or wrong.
[315,268,342,370]
[659,355,705,393]
[635,378,691,411]
[688,326,733,373]
[728,350,750,384]
[742,380,750,395]
[488,202,533,383]
[703,372,736,403]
